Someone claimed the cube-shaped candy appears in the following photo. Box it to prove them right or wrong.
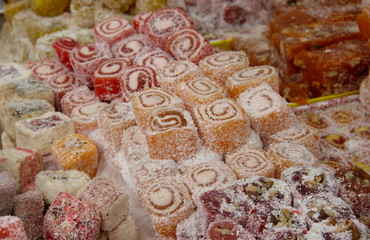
[0,172,16,216]
[144,107,200,161]
[35,169,91,205]
[111,34,149,61]
[0,148,43,193]
[52,134,99,178]
[28,58,70,83]
[52,37,81,69]
[70,0,102,28]
[103,215,138,240]
[1,131,16,149]
[193,98,250,153]
[60,85,100,116]
[133,47,174,73]
[121,126,148,161]
[94,17,135,47]
[15,111,75,155]
[44,192,101,240]
[78,177,129,231]
[13,190,44,239]
[0,216,27,239]
[130,87,185,130]
[0,63,32,88]
[71,102,107,135]
[29,0,70,17]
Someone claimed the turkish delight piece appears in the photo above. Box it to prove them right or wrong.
[0,216,27,239]
[28,58,70,83]
[359,76,370,113]
[207,219,255,240]
[35,169,91,205]
[94,17,135,47]
[15,111,75,155]
[44,192,101,240]
[176,213,205,240]
[60,85,99,117]
[71,102,107,135]
[0,63,32,87]
[70,0,102,28]
[52,37,81,69]
[0,148,43,193]
[133,47,174,73]
[0,172,16,216]
[103,215,138,240]
[132,12,150,33]
[121,125,148,161]
[78,177,129,231]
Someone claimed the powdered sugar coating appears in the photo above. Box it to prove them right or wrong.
[0,216,27,239]
[359,76,370,113]
[133,47,174,73]
[0,172,16,215]
[94,17,135,46]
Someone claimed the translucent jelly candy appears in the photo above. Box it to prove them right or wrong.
[0,148,43,193]
[93,17,136,47]
[193,98,250,153]
[52,37,81,69]
[141,177,195,239]
[119,66,159,102]
[30,0,70,17]
[0,172,16,216]
[111,34,150,61]
[93,58,132,102]
[101,0,135,12]
[60,85,99,117]
[44,192,101,240]
[0,216,27,239]
[133,47,174,73]
[142,7,194,47]
[199,51,249,85]
[52,134,99,178]
[144,107,200,161]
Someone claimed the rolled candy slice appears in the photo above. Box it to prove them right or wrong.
[0,216,27,239]
[93,17,135,47]
[183,161,237,203]
[193,98,250,153]
[119,65,158,102]
[237,83,296,140]
[43,192,101,240]
[157,60,203,93]
[144,107,200,161]
[207,220,255,240]
[111,34,150,61]
[225,65,279,98]
[359,75,370,112]
[225,148,274,179]
[164,28,214,64]
[143,7,194,47]
[141,177,195,239]
[0,148,43,193]
[234,176,292,207]
[52,134,99,178]
[78,177,129,231]
[133,47,174,73]
[281,166,339,201]
[52,37,80,69]
[176,76,228,111]
[35,169,91,205]
[0,172,16,216]
[268,142,317,178]
[130,87,184,130]
[71,101,107,134]
[70,43,112,87]
[132,12,150,33]
[98,101,136,151]
[60,85,99,117]
[28,58,69,82]
[93,58,131,102]
[199,51,249,85]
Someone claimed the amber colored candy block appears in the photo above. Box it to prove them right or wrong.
[141,177,195,239]
[356,5,370,42]
[145,107,199,161]
[52,133,98,178]
[30,0,70,17]
[294,40,370,97]
[270,9,315,35]
[193,98,250,153]
[0,216,27,239]
[130,88,184,131]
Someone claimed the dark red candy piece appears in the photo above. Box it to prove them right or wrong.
[52,37,80,69]
[132,12,151,34]
[207,220,255,240]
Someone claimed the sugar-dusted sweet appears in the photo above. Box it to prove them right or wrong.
[268,142,317,178]
[0,216,27,239]
[193,98,250,153]
[132,12,151,33]
[141,177,195,239]
[164,28,214,64]
[28,58,70,82]
[359,75,370,113]
[30,0,70,17]
[281,166,339,201]
[237,83,296,140]
[199,51,249,85]
[98,101,136,151]
[94,58,132,102]
[144,107,200,160]
[142,7,194,48]
[225,65,279,99]
[157,60,202,93]
[1,131,16,149]
[60,85,99,116]
[176,145,224,170]
[44,192,101,240]
[176,77,228,111]
[52,37,81,69]
[94,17,135,47]
[225,148,274,179]
[13,190,44,239]
[111,34,149,62]
[325,104,363,126]
[133,47,174,73]
[135,0,167,13]
[267,124,320,159]
[78,177,129,231]
[15,111,75,155]
[3,0,28,24]
[207,219,255,240]
[121,125,148,161]
[35,169,91,205]
[103,215,138,240]
[0,63,32,102]
[298,112,331,130]
[183,161,237,203]
[119,65,159,102]
[71,101,107,134]
[0,172,16,216]
[317,153,351,172]
[70,43,112,87]
[320,129,350,154]
[176,213,204,240]
[130,87,185,130]
[70,0,102,28]
[52,134,99,178]
[0,148,43,193]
